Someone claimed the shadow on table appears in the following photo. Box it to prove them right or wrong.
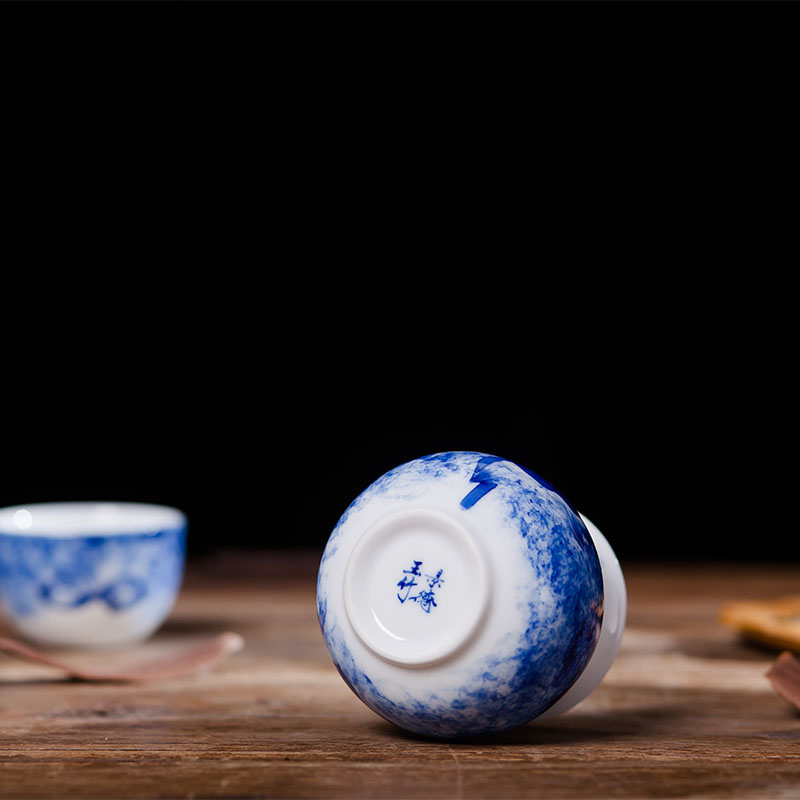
[159,617,245,636]
[373,703,683,746]
[676,633,784,662]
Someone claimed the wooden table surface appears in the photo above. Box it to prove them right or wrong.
[1,552,799,799]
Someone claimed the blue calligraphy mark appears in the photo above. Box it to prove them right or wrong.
[460,455,505,509]
[396,561,444,612]
[397,575,419,603]
[415,589,438,613]
[425,569,444,590]
[397,560,423,603]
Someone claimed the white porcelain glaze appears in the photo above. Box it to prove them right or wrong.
[343,508,490,666]
[317,451,627,738]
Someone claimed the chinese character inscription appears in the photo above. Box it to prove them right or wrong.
[396,560,445,613]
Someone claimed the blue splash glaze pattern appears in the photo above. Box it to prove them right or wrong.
[460,454,505,509]
[0,527,186,618]
[317,451,603,739]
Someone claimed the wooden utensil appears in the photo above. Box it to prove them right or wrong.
[719,595,800,651]
[0,632,243,682]
[766,651,800,711]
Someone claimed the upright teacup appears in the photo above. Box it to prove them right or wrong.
[0,501,187,647]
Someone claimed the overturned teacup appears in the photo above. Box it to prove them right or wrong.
[317,451,626,738]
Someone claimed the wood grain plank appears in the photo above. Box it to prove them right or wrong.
[1,555,799,799]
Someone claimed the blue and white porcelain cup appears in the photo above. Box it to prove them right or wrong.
[0,502,187,648]
[317,451,626,738]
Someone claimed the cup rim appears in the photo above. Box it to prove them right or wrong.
[0,501,187,539]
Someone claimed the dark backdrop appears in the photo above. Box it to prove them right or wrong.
[1,3,795,562]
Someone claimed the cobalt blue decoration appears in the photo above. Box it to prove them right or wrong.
[0,502,187,647]
[317,451,626,738]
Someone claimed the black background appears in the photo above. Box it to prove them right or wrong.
[1,3,795,563]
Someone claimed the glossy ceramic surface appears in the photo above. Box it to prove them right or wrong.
[0,502,186,647]
[317,451,625,738]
